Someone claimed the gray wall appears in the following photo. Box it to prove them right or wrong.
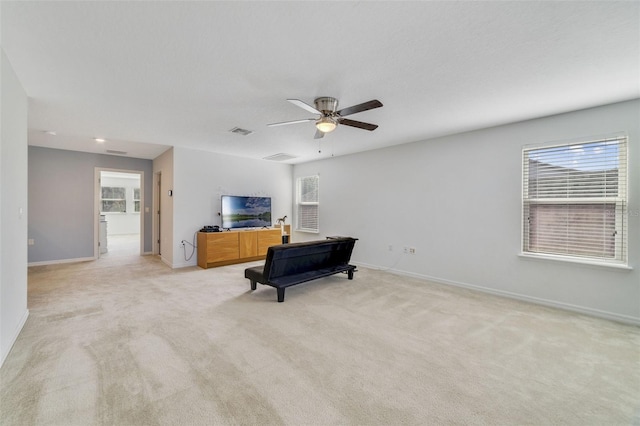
[293,99,640,323]
[28,146,154,263]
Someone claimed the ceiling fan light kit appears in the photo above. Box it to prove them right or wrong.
[316,116,337,133]
[268,96,383,139]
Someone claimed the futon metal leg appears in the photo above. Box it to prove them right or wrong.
[277,288,285,302]
[250,280,257,290]
[348,270,354,280]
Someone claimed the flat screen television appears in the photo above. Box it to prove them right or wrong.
[221,195,272,229]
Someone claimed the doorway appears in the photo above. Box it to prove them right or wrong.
[95,168,144,258]
[154,171,161,256]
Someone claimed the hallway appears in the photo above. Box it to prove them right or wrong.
[101,234,140,258]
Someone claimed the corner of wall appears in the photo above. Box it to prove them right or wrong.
[152,148,174,264]
[0,48,29,368]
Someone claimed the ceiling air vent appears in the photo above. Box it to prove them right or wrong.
[263,153,297,161]
[106,149,127,155]
[229,127,253,136]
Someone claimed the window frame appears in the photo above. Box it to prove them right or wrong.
[296,175,319,233]
[520,136,629,268]
[133,187,141,213]
[101,186,127,214]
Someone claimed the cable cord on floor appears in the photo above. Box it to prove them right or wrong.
[181,232,198,262]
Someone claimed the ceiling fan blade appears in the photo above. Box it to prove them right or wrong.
[267,118,316,127]
[336,99,383,117]
[287,99,321,115]
[314,129,325,139]
[339,118,378,131]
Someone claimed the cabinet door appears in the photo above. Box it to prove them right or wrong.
[257,230,282,256]
[207,233,240,262]
[239,231,258,258]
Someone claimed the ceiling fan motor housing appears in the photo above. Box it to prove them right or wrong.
[314,97,339,115]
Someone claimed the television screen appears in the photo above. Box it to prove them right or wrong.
[221,195,272,229]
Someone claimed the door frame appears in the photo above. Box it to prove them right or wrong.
[94,167,145,258]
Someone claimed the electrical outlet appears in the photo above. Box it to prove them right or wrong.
[28,239,35,246]
[409,247,416,254]
[179,241,185,248]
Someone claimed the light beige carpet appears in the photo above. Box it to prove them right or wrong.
[1,255,639,425]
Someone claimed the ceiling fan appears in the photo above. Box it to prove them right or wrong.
[268,97,383,139]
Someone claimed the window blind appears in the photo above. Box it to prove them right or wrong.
[297,175,319,232]
[522,137,627,263]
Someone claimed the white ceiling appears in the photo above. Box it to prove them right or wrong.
[2,1,639,163]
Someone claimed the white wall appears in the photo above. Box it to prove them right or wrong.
[172,146,293,268]
[101,174,141,235]
[293,100,640,324]
[153,148,174,267]
[0,48,29,367]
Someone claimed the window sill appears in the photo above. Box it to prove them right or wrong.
[296,229,319,234]
[518,252,632,270]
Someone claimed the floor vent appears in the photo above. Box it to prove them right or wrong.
[106,149,127,155]
[229,127,253,136]
[263,153,297,161]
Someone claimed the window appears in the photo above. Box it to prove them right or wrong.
[133,188,141,213]
[296,175,319,232]
[522,136,627,265]
[101,187,126,213]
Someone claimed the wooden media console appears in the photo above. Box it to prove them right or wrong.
[197,225,290,269]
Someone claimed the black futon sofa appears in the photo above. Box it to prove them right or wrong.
[244,237,357,302]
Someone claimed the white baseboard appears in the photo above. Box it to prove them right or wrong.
[30,253,153,266]
[0,309,29,369]
[356,262,640,326]
[172,261,197,269]
[160,256,174,268]
[28,256,95,267]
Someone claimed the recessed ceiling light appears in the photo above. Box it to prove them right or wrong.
[94,138,106,143]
